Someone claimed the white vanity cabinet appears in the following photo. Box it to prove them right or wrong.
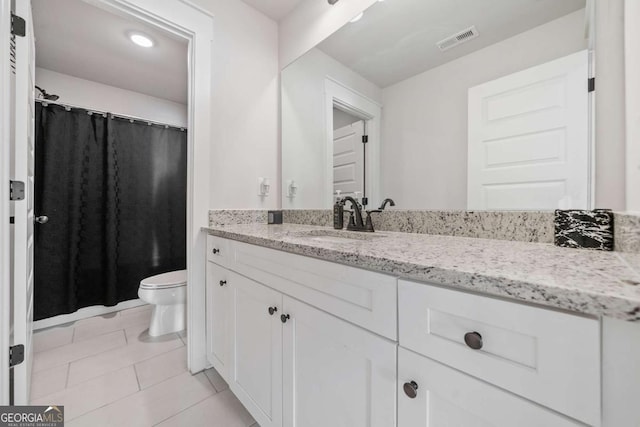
[398,280,600,427]
[205,261,231,378]
[206,236,398,427]
[398,348,583,427]
[229,272,283,427]
[206,234,606,427]
[281,295,397,427]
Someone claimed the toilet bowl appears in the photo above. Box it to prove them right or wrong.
[138,270,187,337]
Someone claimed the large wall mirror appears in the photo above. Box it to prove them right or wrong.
[282,0,594,211]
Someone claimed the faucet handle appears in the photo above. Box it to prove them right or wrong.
[364,211,380,232]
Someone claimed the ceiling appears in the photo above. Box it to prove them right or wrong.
[318,0,586,88]
[240,0,305,21]
[32,0,188,104]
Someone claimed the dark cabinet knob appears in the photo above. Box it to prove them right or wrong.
[280,314,290,323]
[219,280,227,287]
[212,248,220,254]
[403,381,418,399]
[268,306,278,315]
[35,215,49,224]
[464,331,483,350]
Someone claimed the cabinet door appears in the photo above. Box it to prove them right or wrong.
[398,348,583,427]
[282,296,397,427]
[206,262,231,379]
[230,273,283,427]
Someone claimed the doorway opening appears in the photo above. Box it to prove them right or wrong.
[4,0,213,406]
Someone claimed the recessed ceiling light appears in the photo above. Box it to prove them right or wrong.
[350,12,364,23]
[129,32,154,48]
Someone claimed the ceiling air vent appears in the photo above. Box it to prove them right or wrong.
[436,25,479,51]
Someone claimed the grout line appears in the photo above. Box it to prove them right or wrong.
[33,331,129,379]
[63,372,141,423]
[64,341,184,389]
[132,364,141,391]
[150,392,215,427]
[64,363,70,389]
[65,370,209,426]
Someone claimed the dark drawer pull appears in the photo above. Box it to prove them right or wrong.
[281,314,290,323]
[403,381,418,399]
[219,280,227,287]
[268,306,278,316]
[464,331,483,350]
[212,248,220,255]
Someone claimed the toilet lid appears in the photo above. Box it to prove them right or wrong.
[140,270,187,289]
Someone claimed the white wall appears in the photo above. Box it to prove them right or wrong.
[190,0,279,210]
[380,10,588,209]
[625,0,640,212]
[279,0,376,69]
[281,48,381,209]
[35,67,188,127]
[595,0,626,210]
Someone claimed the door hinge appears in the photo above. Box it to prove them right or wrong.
[362,135,369,144]
[9,181,25,201]
[11,14,26,37]
[9,345,24,368]
[588,78,595,93]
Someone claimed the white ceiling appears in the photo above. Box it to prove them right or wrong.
[318,0,586,88]
[32,0,188,104]
[240,0,305,21]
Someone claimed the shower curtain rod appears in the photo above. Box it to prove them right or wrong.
[35,98,187,131]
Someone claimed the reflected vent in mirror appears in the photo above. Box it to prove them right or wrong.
[436,25,479,51]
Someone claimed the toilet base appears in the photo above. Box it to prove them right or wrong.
[148,303,185,337]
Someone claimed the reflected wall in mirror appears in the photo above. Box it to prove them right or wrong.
[282,0,595,211]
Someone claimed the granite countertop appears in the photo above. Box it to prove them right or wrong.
[204,223,640,321]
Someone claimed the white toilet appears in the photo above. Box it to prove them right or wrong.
[138,270,187,337]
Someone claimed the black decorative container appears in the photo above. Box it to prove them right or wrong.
[554,209,614,250]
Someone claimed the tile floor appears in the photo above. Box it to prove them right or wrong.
[30,305,258,427]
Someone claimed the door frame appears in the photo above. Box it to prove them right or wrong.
[324,77,382,208]
[75,0,214,373]
[0,0,12,406]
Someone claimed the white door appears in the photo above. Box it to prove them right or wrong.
[333,121,364,197]
[10,0,35,405]
[229,273,282,427]
[398,348,583,427]
[468,50,589,210]
[0,0,13,405]
[282,296,397,427]
[205,262,231,380]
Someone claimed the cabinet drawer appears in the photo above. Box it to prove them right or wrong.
[399,280,600,426]
[398,348,583,427]
[207,235,232,266]
[229,239,397,340]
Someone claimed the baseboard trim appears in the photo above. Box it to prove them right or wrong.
[33,299,147,330]
[189,353,209,374]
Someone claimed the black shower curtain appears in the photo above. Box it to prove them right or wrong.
[34,103,187,320]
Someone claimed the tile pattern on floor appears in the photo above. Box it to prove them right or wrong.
[31,305,258,426]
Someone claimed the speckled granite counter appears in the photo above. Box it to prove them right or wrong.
[204,223,640,321]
